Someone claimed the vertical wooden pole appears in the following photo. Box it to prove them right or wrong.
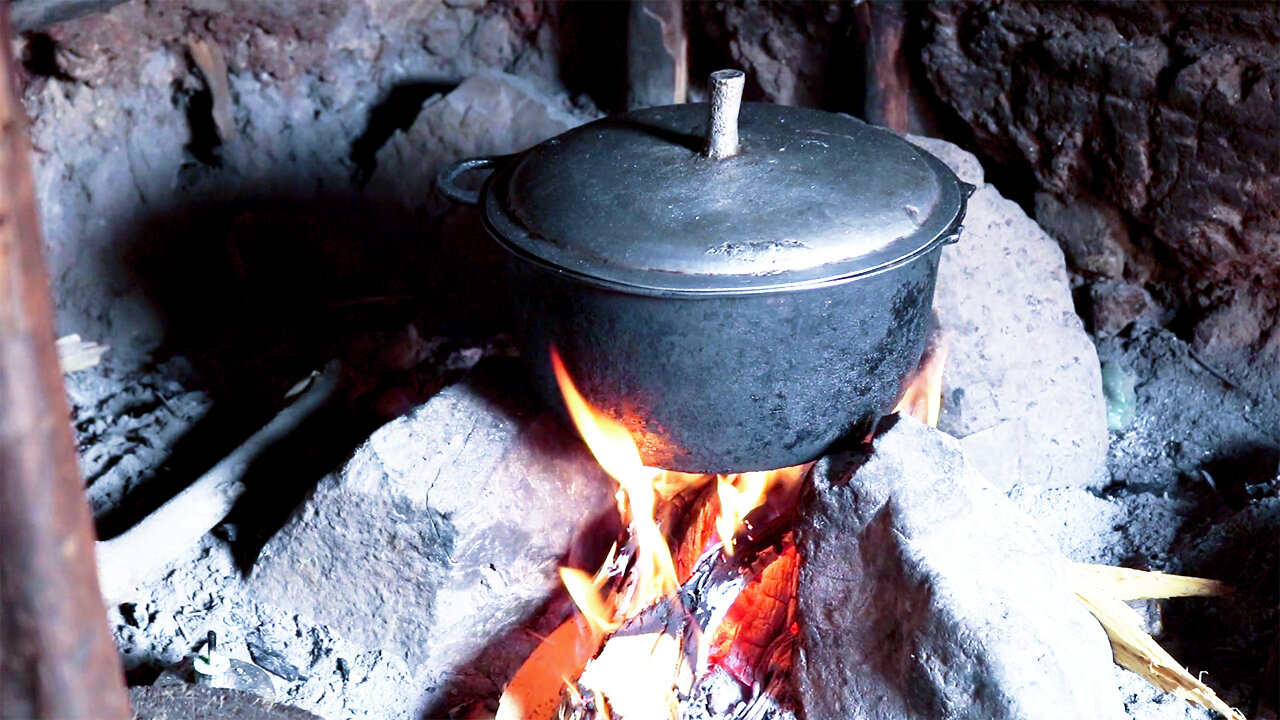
[0,3,132,717]
[858,0,912,133]
[627,0,688,110]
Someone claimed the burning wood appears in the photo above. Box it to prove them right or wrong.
[501,342,1242,720]
[496,348,809,720]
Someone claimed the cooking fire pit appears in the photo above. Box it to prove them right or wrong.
[4,3,1274,720]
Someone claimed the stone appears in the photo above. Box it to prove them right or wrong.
[687,1,853,107]
[794,416,1123,720]
[1088,280,1158,337]
[250,358,616,702]
[908,135,1109,487]
[920,1,1280,391]
[1035,192,1134,280]
[365,70,594,333]
[367,70,589,217]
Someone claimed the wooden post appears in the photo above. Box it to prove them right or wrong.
[0,2,132,716]
[627,0,687,110]
[858,0,912,133]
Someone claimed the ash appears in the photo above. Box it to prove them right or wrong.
[1010,326,1278,719]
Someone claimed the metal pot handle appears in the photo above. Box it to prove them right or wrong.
[436,156,508,207]
[940,182,978,246]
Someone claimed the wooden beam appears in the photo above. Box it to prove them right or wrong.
[858,0,912,133]
[0,2,131,716]
[627,0,687,110]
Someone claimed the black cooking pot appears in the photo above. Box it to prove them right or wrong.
[439,71,972,473]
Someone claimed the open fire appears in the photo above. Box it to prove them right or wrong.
[497,345,950,720]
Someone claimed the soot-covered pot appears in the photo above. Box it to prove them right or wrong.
[438,71,972,473]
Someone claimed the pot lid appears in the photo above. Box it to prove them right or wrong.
[481,91,967,294]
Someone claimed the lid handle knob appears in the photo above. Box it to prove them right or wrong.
[705,69,745,160]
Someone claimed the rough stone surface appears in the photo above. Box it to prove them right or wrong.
[908,134,1108,487]
[686,1,854,106]
[368,70,586,213]
[795,416,1123,720]
[1035,192,1135,280]
[250,359,615,709]
[20,0,570,354]
[920,1,1280,395]
[1087,280,1159,337]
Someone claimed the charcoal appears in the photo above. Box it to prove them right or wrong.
[909,135,1109,488]
[250,358,616,696]
[794,416,1123,720]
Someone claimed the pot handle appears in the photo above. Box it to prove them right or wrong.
[436,156,508,207]
[940,182,978,246]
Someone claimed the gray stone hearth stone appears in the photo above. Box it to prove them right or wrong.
[367,70,591,217]
[794,416,1123,720]
[908,134,1108,488]
[250,358,615,686]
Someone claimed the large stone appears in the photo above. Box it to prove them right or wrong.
[908,135,1108,487]
[367,70,589,217]
[365,70,594,333]
[794,415,1123,720]
[250,359,616,706]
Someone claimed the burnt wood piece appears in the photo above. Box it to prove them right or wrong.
[856,0,911,132]
[626,0,687,110]
[707,543,798,689]
[10,0,129,31]
[0,3,131,717]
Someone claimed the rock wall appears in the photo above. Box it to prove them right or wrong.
[18,0,576,356]
[919,1,1280,394]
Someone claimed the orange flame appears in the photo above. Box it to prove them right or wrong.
[714,465,806,555]
[894,339,949,427]
[551,348,678,620]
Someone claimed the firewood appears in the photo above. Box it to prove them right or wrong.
[95,362,340,601]
[708,544,798,688]
[1072,562,1232,601]
[496,620,600,720]
[1068,563,1245,720]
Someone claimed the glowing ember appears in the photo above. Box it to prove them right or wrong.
[893,338,950,427]
[707,544,799,687]
[551,347,678,618]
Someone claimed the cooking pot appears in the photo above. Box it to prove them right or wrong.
[438,70,972,473]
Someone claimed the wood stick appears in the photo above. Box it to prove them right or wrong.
[1073,562,1231,601]
[0,2,131,713]
[96,362,340,601]
[1069,563,1244,720]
